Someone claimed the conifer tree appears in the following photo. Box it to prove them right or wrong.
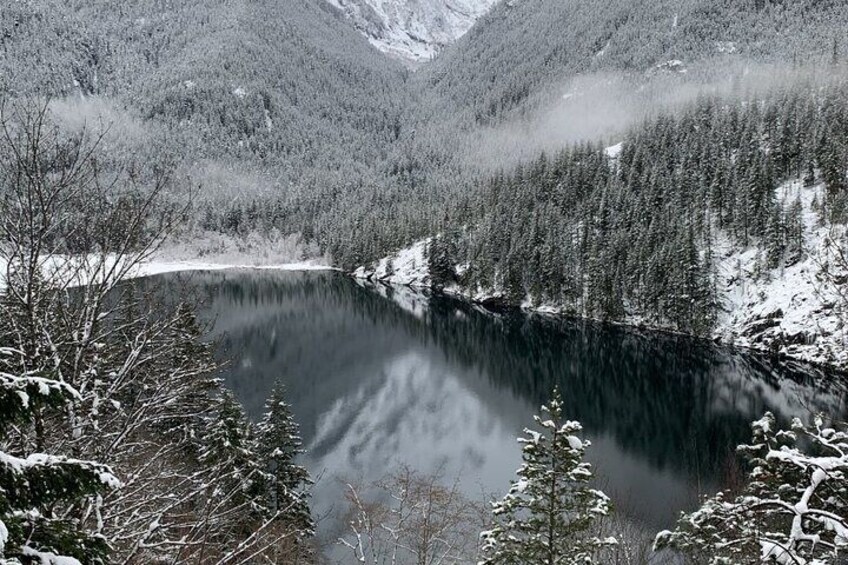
[479,388,616,565]
[198,389,269,541]
[0,346,120,564]
[655,412,848,564]
[255,380,314,536]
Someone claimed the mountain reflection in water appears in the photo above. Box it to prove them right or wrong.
[141,270,848,538]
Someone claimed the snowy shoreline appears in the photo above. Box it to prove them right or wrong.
[355,272,847,375]
[352,181,848,374]
[0,256,337,293]
[128,259,337,280]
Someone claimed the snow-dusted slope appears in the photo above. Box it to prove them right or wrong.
[354,181,848,371]
[325,0,498,63]
[352,238,432,286]
[714,181,848,370]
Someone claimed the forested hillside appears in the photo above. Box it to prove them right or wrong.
[424,0,848,122]
[1,0,411,210]
[2,0,848,351]
[440,81,848,329]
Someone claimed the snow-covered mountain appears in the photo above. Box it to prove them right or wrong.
[325,0,498,63]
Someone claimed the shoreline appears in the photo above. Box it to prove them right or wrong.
[352,273,848,377]
[129,259,338,280]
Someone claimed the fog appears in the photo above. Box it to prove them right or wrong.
[462,60,848,172]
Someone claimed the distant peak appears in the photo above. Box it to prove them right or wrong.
[326,0,499,63]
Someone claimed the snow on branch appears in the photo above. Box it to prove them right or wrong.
[656,412,847,564]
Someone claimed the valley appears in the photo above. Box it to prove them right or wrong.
[1,0,847,563]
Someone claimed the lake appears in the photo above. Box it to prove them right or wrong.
[145,269,847,549]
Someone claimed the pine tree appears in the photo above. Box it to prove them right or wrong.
[785,195,804,263]
[255,381,313,536]
[428,234,457,289]
[479,388,616,565]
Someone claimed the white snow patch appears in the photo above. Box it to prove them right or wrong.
[714,180,848,370]
[21,546,83,565]
[326,0,498,63]
[716,41,738,54]
[0,256,335,292]
[353,238,431,287]
[567,435,584,450]
[0,519,7,554]
[604,142,623,160]
[0,451,120,489]
[131,259,335,279]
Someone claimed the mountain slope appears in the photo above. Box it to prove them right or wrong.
[0,0,411,188]
[324,0,498,63]
[423,0,848,123]
[354,81,848,370]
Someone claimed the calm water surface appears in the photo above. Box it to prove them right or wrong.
[148,270,847,543]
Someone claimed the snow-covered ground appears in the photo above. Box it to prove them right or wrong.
[352,238,432,286]
[0,254,334,292]
[130,258,334,279]
[714,180,848,370]
[353,181,848,371]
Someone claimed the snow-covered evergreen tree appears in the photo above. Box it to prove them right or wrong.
[479,388,615,565]
[255,380,313,536]
[199,389,269,532]
[655,412,847,564]
[0,347,120,564]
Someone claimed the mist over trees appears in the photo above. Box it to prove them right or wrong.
[423,79,848,335]
[3,0,847,278]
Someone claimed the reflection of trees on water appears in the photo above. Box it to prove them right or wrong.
[142,270,848,486]
[355,280,846,481]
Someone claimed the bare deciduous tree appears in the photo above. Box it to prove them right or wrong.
[338,466,490,565]
[0,98,312,564]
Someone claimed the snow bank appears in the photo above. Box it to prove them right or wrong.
[353,181,848,372]
[0,255,335,292]
[131,259,335,279]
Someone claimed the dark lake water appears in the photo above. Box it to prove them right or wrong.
[147,269,847,546]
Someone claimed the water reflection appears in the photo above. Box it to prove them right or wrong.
[142,270,848,536]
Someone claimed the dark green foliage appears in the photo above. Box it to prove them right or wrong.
[446,83,848,335]
[199,389,270,539]
[255,381,313,536]
[428,232,460,289]
[0,353,117,564]
[480,388,614,564]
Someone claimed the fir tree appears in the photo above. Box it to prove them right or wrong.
[479,388,616,565]
[198,389,269,541]
[255,381,314,536]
